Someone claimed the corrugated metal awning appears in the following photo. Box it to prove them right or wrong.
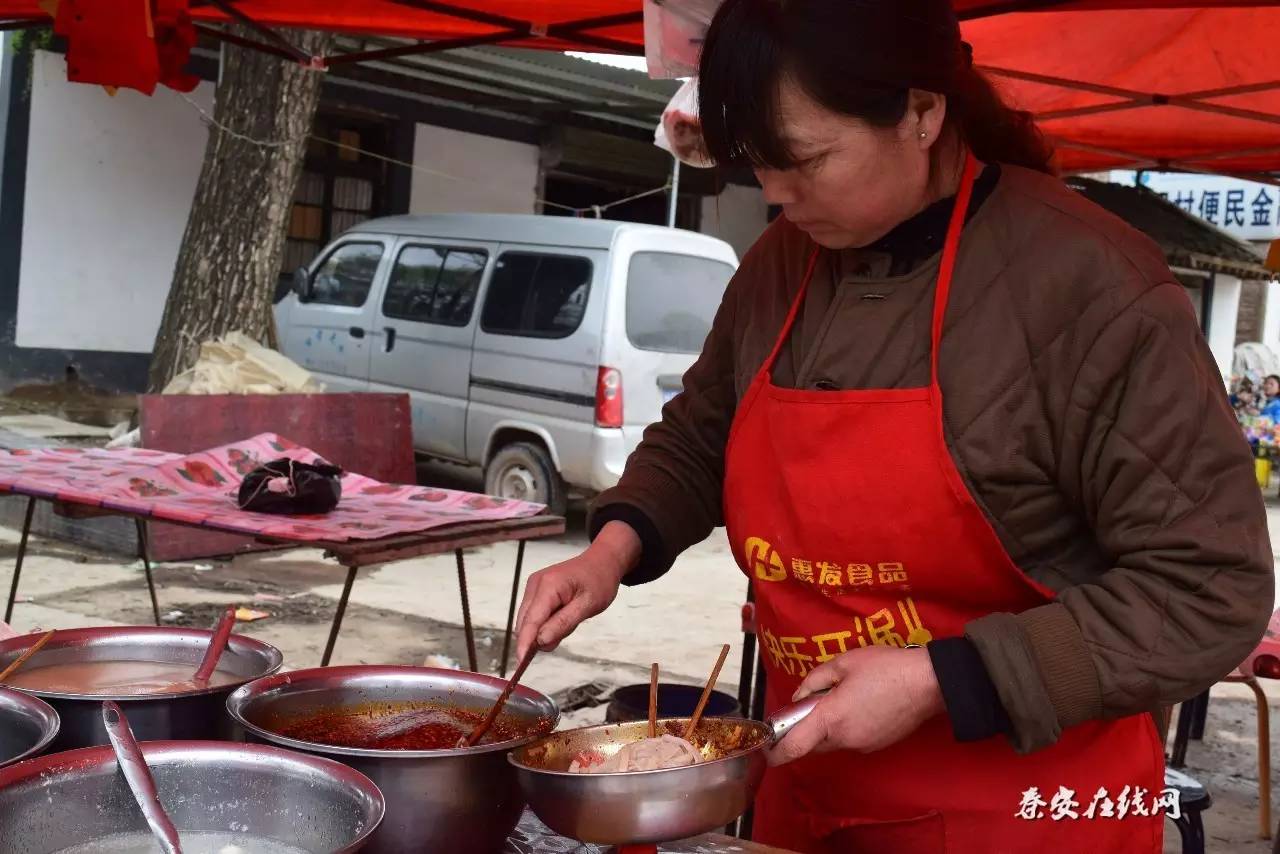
[329,39,678,140]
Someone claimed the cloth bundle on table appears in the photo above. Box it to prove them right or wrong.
[237,458,343,515]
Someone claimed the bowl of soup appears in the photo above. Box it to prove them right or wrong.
[0,626,283,751]
[227,665,557,854]
[0,686,58,768]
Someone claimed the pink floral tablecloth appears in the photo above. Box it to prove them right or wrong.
[0,433,544,543]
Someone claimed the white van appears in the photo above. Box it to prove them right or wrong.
[275,213,738,514]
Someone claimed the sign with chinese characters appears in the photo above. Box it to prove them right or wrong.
[1125,171,1280,242]
[1017,785,1180,822]
[743,536,913,595]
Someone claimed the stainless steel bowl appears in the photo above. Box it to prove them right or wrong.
[509,696,820,845]
[0,626,283,751]
[0,686,58,768]
[227,665,559,854]
[0,740,384,853]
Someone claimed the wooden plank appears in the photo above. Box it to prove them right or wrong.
[319,514,564,552]
[506,811,797,852]
[672,835,793,853]
[51,501,116,520]
[320,516,566,567]
[139,393,416,561]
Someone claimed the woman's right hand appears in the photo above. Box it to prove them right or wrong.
[514,521,641,660]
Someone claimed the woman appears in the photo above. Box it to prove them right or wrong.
[1261,374,1280,419]
[515,0,1272,850]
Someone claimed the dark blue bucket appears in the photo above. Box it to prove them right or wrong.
[605,683,741,723]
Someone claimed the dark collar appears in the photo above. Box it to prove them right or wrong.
[864,163,1001,269]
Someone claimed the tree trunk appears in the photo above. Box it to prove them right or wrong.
[147,29,333,393]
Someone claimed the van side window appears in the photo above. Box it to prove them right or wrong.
[383,245,488,326]
[480,253,593,339]
[308,242,383,308]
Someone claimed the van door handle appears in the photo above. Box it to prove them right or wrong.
[384,327,397,352]
[348,327,366,339]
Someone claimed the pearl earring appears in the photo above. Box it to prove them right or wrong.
[919,131,928,140]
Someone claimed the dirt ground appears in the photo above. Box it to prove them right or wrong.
[0,403,1276,851]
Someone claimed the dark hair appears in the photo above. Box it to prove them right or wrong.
[698,0,1055,175]
[1266,374,1280,386]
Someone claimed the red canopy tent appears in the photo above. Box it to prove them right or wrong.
[0,0,1275,178]
[964,6,1280,179]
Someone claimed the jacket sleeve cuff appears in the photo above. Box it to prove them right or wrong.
[1015,602,1103,729]
[964,610,1063,753]
[927,636,1012,742]
[588,503,672,586]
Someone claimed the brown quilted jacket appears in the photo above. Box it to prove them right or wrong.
[593,166,1273,752]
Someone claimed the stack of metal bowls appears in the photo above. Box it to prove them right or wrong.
[0,625,283,751]
[227,664,559,854]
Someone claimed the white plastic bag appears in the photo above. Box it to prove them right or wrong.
[162,331,321,395]
[654,78,714,168]
[643,0,719,80]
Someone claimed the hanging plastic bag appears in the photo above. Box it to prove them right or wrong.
[643,0,719,80]
[654,78,714,168]
[237,458,343,515]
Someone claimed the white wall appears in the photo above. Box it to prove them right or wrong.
[1260,281,1280,353]
[16,50,211,352]
[699,184,768,260]
[1208,274,1244,378]
[409,124,539,215]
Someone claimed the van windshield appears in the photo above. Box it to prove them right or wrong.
[625,252,735,355]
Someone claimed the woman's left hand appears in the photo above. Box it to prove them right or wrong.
[767,646,945,766]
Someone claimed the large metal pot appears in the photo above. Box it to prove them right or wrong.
[0,626,283,751]
[0,740,385,853]
[0,686,58,768]
[227,665,559,854]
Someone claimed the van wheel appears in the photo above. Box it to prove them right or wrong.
[484,442,567,517]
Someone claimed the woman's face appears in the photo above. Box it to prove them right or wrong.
[753,79,941,249]
[1264,377,1279,397]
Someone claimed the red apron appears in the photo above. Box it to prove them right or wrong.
[722,156,1164,853]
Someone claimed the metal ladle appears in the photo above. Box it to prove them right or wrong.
[101,700,183,854]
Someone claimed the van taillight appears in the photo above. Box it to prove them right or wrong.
[596,367,623,428]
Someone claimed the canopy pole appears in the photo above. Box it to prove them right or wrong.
[325,29,528,65]
[205,0,313,64]
[983,65,1280,128]
[667,157,681,228]
[0,19,49,31]
[387,0,642,54]
[194,24,303,64]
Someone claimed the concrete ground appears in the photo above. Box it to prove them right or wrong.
[1,462,1278,851]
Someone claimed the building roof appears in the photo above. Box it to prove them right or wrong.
[1067,177,1271,280]
[328,40,678,141]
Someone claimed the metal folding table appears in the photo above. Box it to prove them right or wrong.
[3,494,564,673]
